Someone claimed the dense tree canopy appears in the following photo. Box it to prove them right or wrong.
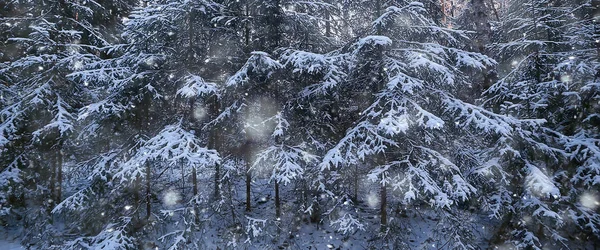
[1,0,599,249]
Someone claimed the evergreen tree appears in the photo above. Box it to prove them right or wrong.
[313,1,504,247]
[0,0,134,247]
[53,0,226,248]
[1,0,599,248]
[484,0,599,248]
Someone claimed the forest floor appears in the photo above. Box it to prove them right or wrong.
[0,230,25,250]
[0,179,495,249]
[178,178,495,249]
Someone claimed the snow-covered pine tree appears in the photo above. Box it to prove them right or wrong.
[278,47,349,230]
[2,0,598,248]
[455,0,497,98]
[206,1,346,245]
[0,0,134,247]
[52,0,229,248]
[311,1,506,247]
[482,0,600,248]
[555,0,600,244]
[214,0,333,212]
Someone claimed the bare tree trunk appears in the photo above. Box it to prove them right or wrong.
[243,3,252,213]
[245,167,252,212]
[244,3,250,53]
[56,149,63,204]
[49,153,56,210]
[245,163,252,212]
[380,182,387,233]
[374,0,388,233]
[181,162,185,195]
[214,158,220,199]
[325,7,331,37]
[146,162,151,220]
[228,179,237,224]
[134,177,140,220]
[441,0,447,24]
[192,166,198,197]
[192,166,199,225]
[353,164,359,202]
[245,142,252,212]
[375,0,382,33]
[488,0,500,21]
[211,96,221,200]
[142,86,152,221]
[275,181,281,218]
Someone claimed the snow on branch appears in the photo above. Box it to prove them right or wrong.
[354,36,392,52]
[377,109,410,136]
[176,74,219,98]
[52,188,91,214]
[406,50,455,86]
[320,121,397,170]
[244,216,267,243]
[64,217,135,250]
[443,95,516,136]
[372,2,466,43]
[384,58,424,94]
[0,103,23,149]
[0,155,23,186]
[253,143,318,185]
[373,2,426,29]
[32,94,74,138]
[330,213,365,234]
[78,99,128,120]
[410,100,444,130]
[226,51,283,87]
[158,229,188,250]
[450,48,497,69]
[269,112,289,138]
[525,163,560,199]
[567,131,600,187]
[114,124,220,182]
[280,50,346,97]
[390,147,477,207]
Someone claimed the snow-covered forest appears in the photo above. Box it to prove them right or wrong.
[1,0,599,249]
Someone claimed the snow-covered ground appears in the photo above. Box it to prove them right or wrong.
[0,231,24,250]
[0,241,24,250]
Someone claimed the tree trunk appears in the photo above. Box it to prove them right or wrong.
[441,0,447,24]
[325,7,331,37]
[244,3,250,53]
[228,178,238,224]
[146,162,151,220]
[245,142,252,212]
[245,166,252,212]
[49,153,56,210]
[353,164,359,202]
[56,149,63,204]
[487,0,500,21]
[181,162,185,195]
[192,167,198,196]
[210,96,221,200]
[275,181,281,218]
[374,0,388,233]
[246,166,252,212]
[214,160,220,199]
[380,182,387,233]
[134,177,140,220]
[375,0,382,34]
[192,166,199,225]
